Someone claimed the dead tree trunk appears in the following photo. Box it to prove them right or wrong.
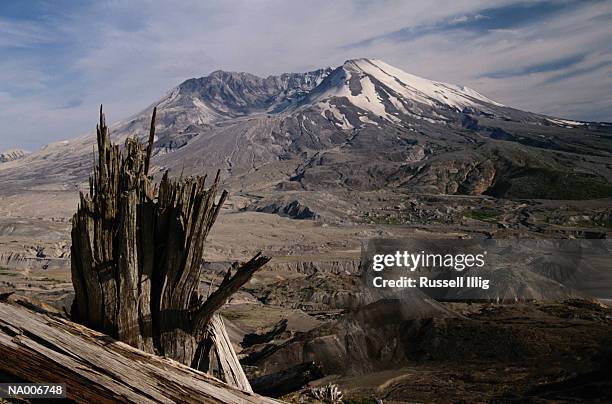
[197,314,253,392]
[0,302,280,403]
[70,106,269,386]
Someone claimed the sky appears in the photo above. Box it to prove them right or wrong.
[0,0,611,152]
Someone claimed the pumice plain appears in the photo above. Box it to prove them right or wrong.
[0,2,611,403]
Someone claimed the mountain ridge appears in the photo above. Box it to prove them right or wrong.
[0,149,30,164]
[1,58,611,205]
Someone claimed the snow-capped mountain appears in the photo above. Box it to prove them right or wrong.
[158,67,332,122]
[306,58,502,128]
[1,58,610,201]
[76,67,332,156]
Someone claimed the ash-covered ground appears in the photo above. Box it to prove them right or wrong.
[1,58,612,402]
[1,186,611,403]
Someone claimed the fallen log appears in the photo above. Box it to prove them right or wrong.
[0,302,280,403]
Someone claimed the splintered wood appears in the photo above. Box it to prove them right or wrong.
[70,106,269,388]
[0,302,279,403]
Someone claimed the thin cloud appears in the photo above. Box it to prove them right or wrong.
[0,17,53,48]
[0,0,610,151]
[481,54,588,79]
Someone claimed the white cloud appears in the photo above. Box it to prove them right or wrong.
[0,0,610,151]
[0,17,54,48]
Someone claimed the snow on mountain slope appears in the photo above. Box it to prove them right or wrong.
[352,58,502,108]
[4,57,609,196]
[306,58,503,127]
[173,68,332,117]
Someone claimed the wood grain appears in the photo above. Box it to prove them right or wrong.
[70,107,270,388]
[0,302,280,403]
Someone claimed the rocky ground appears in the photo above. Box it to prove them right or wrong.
[271,299,612,403]
[1,58,612,403]
[0,185,611,403]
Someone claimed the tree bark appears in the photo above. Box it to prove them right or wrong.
[197,314,253,392]
[70,106,270,387]
[0,302,280,403]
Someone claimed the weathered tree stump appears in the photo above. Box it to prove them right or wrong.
[70,106,269,387]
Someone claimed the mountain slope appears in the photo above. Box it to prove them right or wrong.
[306,58,502,127]
[0,149,30,163]
[1,58,611,202]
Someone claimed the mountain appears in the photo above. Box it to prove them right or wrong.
[150,68,332,151]
[305,58,503,124]
[0,149,30,163]
[1,58,611,206]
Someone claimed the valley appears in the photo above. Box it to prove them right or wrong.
[1,58,611,402]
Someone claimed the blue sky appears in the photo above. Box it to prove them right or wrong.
[0,0,611,151]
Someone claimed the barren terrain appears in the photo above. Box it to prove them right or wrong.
[1,58,611,402]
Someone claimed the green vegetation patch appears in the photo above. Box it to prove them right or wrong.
[487,168,612,200]
[343,398,379,404]
[576,219,612,229]
[0,267,18,276]
[464,209,499,222]
[300,286,314,295]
